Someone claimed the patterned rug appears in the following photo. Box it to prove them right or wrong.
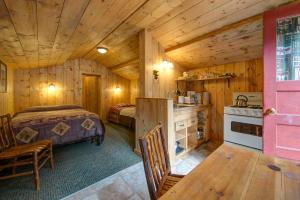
[0,123,140,200]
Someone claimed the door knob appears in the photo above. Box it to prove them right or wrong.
[264,108,276,116]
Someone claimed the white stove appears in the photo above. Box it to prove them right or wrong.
[224,92,263,150]
[224,106,262,118]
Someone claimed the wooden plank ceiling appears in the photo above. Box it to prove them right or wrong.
[0,0,296,79]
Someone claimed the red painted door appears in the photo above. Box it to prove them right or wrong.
[264,3,300,161]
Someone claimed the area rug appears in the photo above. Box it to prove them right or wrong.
[0,123,141,200]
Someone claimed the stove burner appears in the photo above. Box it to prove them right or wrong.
[248,105,263,109]
[230,105,262,109]
[230,105,247,108]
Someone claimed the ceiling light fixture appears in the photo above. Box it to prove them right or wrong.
[97,47,108,54]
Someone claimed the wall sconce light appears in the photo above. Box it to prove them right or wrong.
[153,70,159,80]
[162,60,174,69]
[114,86,121,93]
[167,61,174,69]
[48,83,56,92]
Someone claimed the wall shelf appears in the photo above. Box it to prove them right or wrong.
[176,74,235,87]
[176,74,235,82]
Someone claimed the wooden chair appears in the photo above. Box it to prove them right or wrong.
[139,124,184,200]
[0,114,54,190]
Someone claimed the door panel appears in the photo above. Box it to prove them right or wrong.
[82,75,101,115]
[276,91,300,114]
[276,125,300,149]
[264,3,300,161]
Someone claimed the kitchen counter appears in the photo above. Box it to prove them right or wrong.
[173,104,210,112]
[135,98,211,168]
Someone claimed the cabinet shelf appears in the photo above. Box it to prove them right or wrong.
[197,138,206,147]
[187,142,197,151]
[187,132,196,137]
[175,133,186,141]
[173,104,211,161]
[175,149,186,156]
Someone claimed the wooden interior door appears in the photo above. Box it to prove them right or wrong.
[82,75,101,116]
[264,3,300,161]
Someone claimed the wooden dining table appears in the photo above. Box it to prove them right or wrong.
[159,144,300,200]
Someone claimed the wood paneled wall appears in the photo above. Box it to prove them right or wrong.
[135,98,175,163]
[139,29,185,98]
[0,66,14,115]
[14,58,130,120]
[189,58,263,144]
[130,79,139,105]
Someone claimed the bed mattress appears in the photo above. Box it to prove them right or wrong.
[12,105,105,146]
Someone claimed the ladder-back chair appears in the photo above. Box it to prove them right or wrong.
[0,114,54,190]
[139,124,184,200]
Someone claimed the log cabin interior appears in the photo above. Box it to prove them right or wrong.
[0,0,300,199]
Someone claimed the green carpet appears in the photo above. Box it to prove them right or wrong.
[0,123,141,200]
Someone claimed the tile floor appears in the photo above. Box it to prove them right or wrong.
[63,143,216,200]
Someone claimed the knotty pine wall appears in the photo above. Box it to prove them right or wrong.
[0,66,14,115]
[130,79,139,105]
[139,29,185,99]
[14,58,130,120]
[189,58,263,145]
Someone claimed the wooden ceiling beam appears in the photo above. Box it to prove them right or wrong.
[108,13,263,72]
[165,13,262,53]
[110,58,139,72]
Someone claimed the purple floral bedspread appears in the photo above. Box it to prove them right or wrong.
[12,105,105,146]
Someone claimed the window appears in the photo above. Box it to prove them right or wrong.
[276,16,300,81]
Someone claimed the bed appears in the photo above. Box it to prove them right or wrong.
[108,103,136,129]
[12,105,105,146]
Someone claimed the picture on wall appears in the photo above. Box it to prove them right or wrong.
[0,60,7,93]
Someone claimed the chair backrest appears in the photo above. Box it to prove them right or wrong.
[0,114,17,152]
[139,124,171,200]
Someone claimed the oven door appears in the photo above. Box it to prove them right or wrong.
[224,114,263,150]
